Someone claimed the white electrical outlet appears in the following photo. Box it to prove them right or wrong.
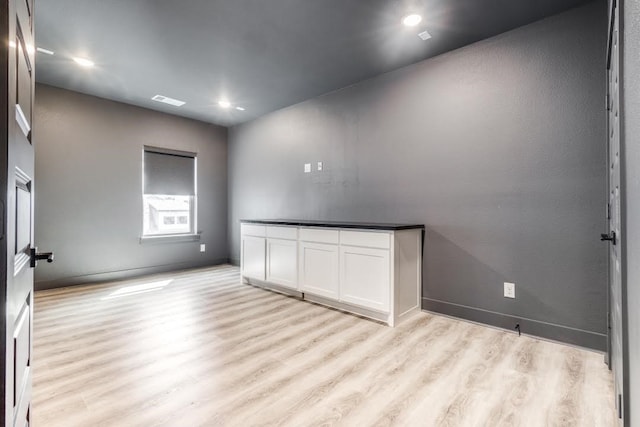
[304,163,311,173]
[317,161,323,171]
[504,282,515,299]
[200,244,206,253]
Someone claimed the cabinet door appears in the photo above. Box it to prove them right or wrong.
[339,246,390,312]
[266,238,297,289]
[241,236,265,280]
[299,242,339,300]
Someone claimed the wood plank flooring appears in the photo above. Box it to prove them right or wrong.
[32,265,617,426]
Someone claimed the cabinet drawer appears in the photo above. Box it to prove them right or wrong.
[241,224,266,237]
[340,230,390,249]
[299,228,339,244]
[266,226,298,240]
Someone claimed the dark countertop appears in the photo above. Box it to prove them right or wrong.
[240,219,425,231]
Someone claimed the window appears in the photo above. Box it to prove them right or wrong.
[142,147,197,237]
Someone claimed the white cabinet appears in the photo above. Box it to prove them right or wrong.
[340,229,390,249]
[299,241,340,299]
[264,226,298,289]
[241,235,266,280]
[339,245,390,312]
[241,224,266,280]
[266,238,297,289]
[240,222,422,327]
[299,228,339,244]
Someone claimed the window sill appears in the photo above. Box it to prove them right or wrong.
[139,233,201,244]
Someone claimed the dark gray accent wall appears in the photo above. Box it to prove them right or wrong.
[34,84,228,289]
[228,2,608,349]
[622,0,640,423]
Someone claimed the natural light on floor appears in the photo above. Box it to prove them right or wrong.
[101,279,173,300]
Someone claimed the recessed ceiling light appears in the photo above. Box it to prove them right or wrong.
[418,30,432,40]
[235,106,245,111]
[37,47,55,55]
[151,95,186,107]
[218,100,231,109]
[73,57,95,68]
[402,14,422,27]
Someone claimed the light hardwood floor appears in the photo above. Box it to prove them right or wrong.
[32,265,617,426]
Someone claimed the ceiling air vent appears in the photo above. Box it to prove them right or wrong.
[418,30,432,41]
[151,95,186,107]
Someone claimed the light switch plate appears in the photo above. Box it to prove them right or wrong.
[317,161,323,171]
[304,163,311,173]
[200,244,206,252]
[504,282,515,299]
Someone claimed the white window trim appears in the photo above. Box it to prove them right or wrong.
[139,233,201,244]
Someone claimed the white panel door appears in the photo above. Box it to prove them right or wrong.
[241,236,265,280]
[266,238,297,289]
[299,241,339,300]
[605,1,625,422]
[339,246,390,312]
[5,1,38,425]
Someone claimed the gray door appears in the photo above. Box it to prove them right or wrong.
[605,0,624,422]
[2,0,40,425]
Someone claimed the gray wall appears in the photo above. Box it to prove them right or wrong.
[623,0,640,423]
[228,2,608,349]
[34,84,228,289]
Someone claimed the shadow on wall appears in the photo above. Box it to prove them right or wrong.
[423,227,604,348]
[424,227,507,309]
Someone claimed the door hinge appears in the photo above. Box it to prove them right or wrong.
[608,312,611,330]
[607,203,611,220]
[606,94,610,111]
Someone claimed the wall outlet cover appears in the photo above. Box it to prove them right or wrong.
[200,244,206,252]
[317,161,323,171]
[304,163,311,173]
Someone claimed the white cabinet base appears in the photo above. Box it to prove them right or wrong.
[242,277,304,299]
[304,293,397,326]
[243,279,419,327]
